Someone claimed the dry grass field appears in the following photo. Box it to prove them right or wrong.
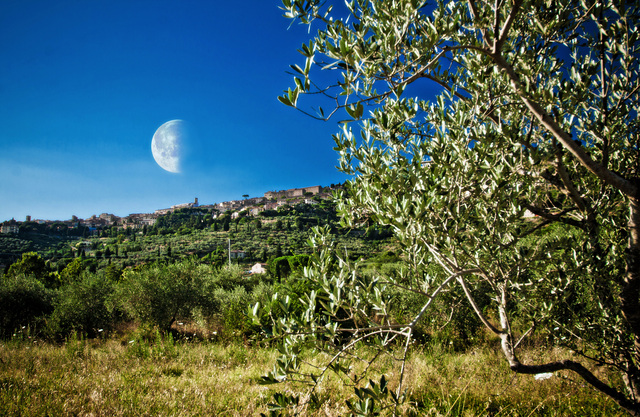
[0,331,627,416]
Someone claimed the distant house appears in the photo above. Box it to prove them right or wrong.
[264,185,321,200]
[99,213,119,224]
[230,250,246,259]
[1,220,19,234]
[121,213,159,230]
[263,202,279,211]
[250,207,264,216]
[250,263,267,274]
[141,217,157,226]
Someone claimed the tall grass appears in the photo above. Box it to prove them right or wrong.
[0,334,627,416]
[0,336,280,416]
[402,343,623,416]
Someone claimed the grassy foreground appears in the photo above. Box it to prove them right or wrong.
[0,334,627,416]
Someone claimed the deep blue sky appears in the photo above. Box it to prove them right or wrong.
[0,0,348,221]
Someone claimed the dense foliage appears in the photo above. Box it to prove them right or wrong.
[1,200,383,272]
[260,0,640,414]
[0,201,397,343]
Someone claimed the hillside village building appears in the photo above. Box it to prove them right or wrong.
[264,185,321,200]
[99,213,119,223]
[121,213,158,230]
[1,220,19,234]
[1,184,343,238]
[81,215,116,229]
[212,185,340,220]
[155,197,201,215]
[171,197,199,210]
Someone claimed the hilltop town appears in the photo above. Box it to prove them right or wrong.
[0,184,342,236]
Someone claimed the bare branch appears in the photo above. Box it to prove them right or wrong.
[492,0,501,53]
[397,327,413,398]
[307,328,410,399]
[623,197,640,358]
[523,204,585,229]
[555,145,591,214]
[503,356,640,415]
[513,323,535,350]
[458,274,505,335]
[408,269,479,328]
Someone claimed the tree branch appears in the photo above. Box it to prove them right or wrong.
[457,274,504,335]
[504,357,640,416]
[468,0,491,49]
[491,54,637,198]
[554,145,591,215]
[493,0,524,54]
[523,204,585,230]
[408,269,478,328]
[623,195,640,359]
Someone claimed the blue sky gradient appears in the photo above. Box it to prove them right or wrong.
[0,0,348,221]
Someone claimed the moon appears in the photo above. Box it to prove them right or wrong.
[151,120,186,173]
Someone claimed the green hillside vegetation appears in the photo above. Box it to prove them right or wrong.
[2,199,391,275]
[0,220,627,415]
[0,199,396,340]
[0,199,630,414]
[3,0,639,410]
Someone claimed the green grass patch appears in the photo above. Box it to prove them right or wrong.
[0,337,627,416]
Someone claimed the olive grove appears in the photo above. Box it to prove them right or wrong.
[255,0,640,414]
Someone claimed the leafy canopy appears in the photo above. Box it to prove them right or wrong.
[259,0,640,414]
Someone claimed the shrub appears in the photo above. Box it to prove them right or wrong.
[114,260,206,331]
[46,272,119,339]
[0,274,54,337]
[207,263,247,291]
[287,254,310,275]
[212,287,253,340]
[268,256,291,281]
[112,260,246,331]
[5,252,57,287]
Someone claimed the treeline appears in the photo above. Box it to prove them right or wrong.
[0,247,485,351]
[0,201,412,344]
[0,252,269,341]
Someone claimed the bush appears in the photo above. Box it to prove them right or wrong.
[0,274,54,338]
[268,254,311,281]
[114,260,206,330]
[212,287,253,340]
[112,261,247,331]
[46,272,119,339]
[5,252,57,287]
[207,264,247,291]
[287,254,310,274]
[268,256,291,280]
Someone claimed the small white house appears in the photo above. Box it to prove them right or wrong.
[250,263,267,274]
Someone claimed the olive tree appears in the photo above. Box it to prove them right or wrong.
[254,0,640,414]
[115,260,217,331]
